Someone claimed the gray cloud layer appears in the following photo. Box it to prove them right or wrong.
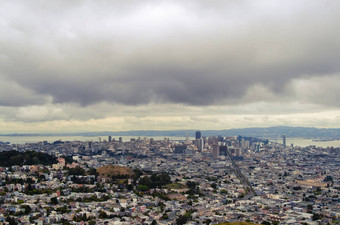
[0,0,339,109]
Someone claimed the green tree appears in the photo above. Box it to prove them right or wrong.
[261,221,271,225]
[186,181,197,189]
[133,168,143,178]
[5,216,17,225]
[312,213,323,221]
[21,205,31,214]
[88,168,98,176]
[139,176,152,188]
[60,218,71,225]
[324,176,333,182]
[50,197,58,205]
[307,204,313,213]
[68,166,85,176]
[176,214,190,225]
[88,220,96,225]
[211,183,218,189]
[203,219,212,225]
[160,213,168,220]
[137,185,149,191]
[98,210,108,219]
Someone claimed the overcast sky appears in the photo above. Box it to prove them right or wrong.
[1,0,340,133]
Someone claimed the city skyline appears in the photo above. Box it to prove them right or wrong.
[1,0,340,133]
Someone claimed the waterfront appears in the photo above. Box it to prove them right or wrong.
[270,137,340,148]
[0,136,190,145]
[1,135,340,148]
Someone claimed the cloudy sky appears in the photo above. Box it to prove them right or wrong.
[0,0,340,133]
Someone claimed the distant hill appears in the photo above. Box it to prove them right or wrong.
[1,126,340,139]
[0,150,57,167]
[204,126,340,139]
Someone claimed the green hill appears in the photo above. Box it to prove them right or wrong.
[0,150,57,167]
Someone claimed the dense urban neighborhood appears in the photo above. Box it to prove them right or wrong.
[0,134,339,225]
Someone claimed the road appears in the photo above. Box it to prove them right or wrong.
[225,149,256,198]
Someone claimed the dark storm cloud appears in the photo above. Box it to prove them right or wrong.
[1,0,340,107]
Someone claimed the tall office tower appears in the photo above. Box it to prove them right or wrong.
[98,137,101,142]
[245,140,250,148]
[283,134,286,147]
[119,137,123,142]
[108,136,112,142]
[195,131,201,139]
[218,135,224,142]
[199,138,204,151]
[241,139,246,149]
[219,146,228,156]
[212,145,219,160]
[237,135,242,143]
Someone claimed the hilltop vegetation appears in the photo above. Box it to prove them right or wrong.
[0,150,57,167]
[138,171,171,190]
[96,165,172,192]
[165,183,187,189]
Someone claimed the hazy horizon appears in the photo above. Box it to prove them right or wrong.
[1,1,340,133]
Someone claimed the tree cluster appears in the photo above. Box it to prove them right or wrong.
[0,150,57,167]
[67,166,86,176]
[138,172,171,190]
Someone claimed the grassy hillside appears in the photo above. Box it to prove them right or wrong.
[97,165,134,180]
